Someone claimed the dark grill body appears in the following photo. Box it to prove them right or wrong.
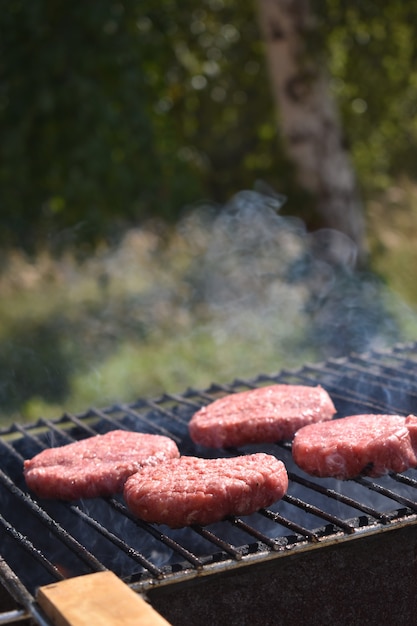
[2,342,417,624]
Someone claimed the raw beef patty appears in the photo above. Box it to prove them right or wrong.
[123,453,288,528]
[189,384,336,448]
[24,430,180,500]
[292,414,417,479]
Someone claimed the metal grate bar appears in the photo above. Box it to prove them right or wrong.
[0,511,65,581]
[22,419,257,568]
[0,557,48,626]
[191,526,243,560]
[259,508,319,542]
[114,403,183,442]
[353,476,417,512]
[288,472,391,524]
[12,422,53,448]
[3,339,417,616]
[10,427,211,579]
[345,355,417,383]
[67,503,164,578]
[0,434,174,584]
[231,379,259,390]
[17,422,245,571]
[11,429,184,578]
[0,467,107,574]
[160,392,203,410]
[303,362,417,403]
[390,472,417,489]
[35,418,101,442]
[282,494,356,533]
[182,387,225,404]
[0,609,31,625]
[107,498,205,569]
[87,407,131,430]
[128,397,189,424]
[226,516,282,550]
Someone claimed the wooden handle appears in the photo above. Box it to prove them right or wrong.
[37,571,171,626]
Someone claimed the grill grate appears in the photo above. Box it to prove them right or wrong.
[2,341,417,623]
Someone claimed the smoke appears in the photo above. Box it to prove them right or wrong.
[178,187,401,364]
[0,185,411,419]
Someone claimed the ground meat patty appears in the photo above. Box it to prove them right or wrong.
[292,414,417,479]
[24,430,180,500]
[123,453,288,528]
[188,384,336,448]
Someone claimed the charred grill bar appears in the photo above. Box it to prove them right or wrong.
[2,342,417,624]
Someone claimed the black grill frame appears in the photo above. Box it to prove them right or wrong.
[2,341,417,624]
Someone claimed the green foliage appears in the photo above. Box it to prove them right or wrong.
[0,318,73,412]
[0,224,317,422]
[2,1,417,252]
[0,0,286,251]
[316,2,417,191]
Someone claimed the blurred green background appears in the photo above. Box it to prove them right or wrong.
[1,1,417,425]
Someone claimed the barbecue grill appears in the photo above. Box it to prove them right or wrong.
[2,341,417,625]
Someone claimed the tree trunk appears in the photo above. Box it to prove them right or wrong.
[257,0,368,266]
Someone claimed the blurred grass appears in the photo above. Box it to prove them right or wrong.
[368,179,417,307]
[1,183,417,427]
[0,219,311,425]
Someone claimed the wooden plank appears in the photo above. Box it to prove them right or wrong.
[37,571,171,626]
